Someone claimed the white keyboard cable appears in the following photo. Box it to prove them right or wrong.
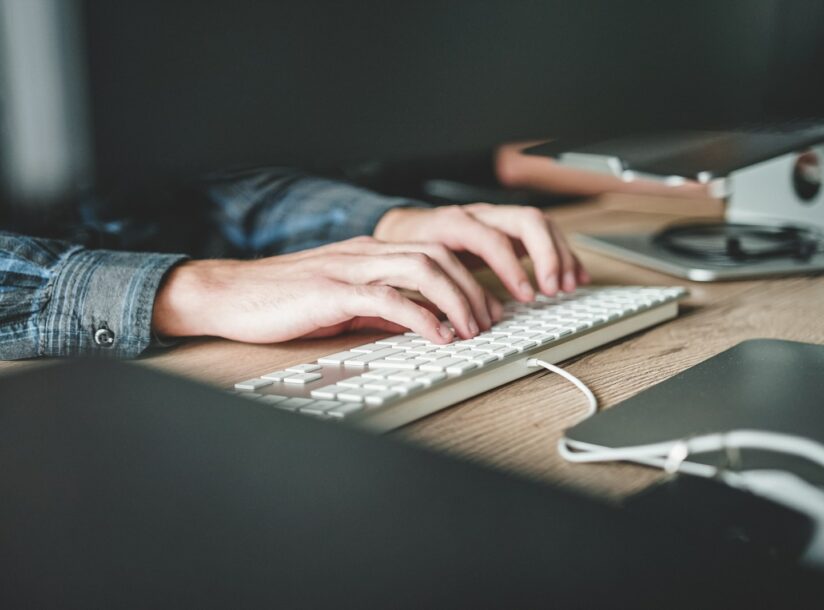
[527,357,824,566]
[526,358,598,418]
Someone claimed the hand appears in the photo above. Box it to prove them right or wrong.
[152,237,504,345]
[373,203,590,300]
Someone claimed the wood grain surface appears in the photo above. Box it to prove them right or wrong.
[3,194,822,500]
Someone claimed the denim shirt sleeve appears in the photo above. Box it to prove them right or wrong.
[0,231,187,360]
[201,169,432,255]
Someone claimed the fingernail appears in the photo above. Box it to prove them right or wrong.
[545,275,559,295]
[563,271,576,292]
[519,281,534,301]
[438,324,453,341]
[468,319,479,336]
[580,269,592,284]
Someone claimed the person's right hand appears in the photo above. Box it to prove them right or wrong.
[151,236,504,345]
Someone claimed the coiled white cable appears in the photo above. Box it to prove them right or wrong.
[526,358,824,566]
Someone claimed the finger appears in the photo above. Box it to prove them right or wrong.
[499,208,564,295]
[348,317,410,335]
[574,253,591,285]
[272,250,475,334]
[548,223,582,292]
[468,205,568,296]
[336,253,480,339]
[305,317,408,338]
[365,242,493,331]
[344,285,454,344]
[450,216,535,302]
[485,290,504,322]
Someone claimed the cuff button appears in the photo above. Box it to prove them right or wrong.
[94,326,115,347]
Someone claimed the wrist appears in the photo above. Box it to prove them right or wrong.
[372,206,427,241]
[151,259,232,338]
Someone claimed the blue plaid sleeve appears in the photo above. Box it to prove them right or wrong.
[202,169,432,255]
[0,231,187,360]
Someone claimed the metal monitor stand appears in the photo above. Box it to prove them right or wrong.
[565,145,824,281]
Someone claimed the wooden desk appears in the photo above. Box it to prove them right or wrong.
[3,194,823,500]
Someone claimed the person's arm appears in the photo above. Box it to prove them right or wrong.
[494,141,711,198]
[150,171,590,345]
[200,168,433,256]
[0,231,186,360]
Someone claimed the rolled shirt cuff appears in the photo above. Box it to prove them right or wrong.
[40,249,188,358]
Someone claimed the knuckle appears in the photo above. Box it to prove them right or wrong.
[443,205,467,220]
[468,282,486,302]
[317,278,342,292]
[489,231,512,251]
[376,285,402,303]
[523,206,545,222]
[406,252,437,272]
[426,243,450,260]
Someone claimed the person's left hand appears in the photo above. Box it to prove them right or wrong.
[373,203,590,301]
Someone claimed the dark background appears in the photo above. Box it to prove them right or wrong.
[81,0,823,191]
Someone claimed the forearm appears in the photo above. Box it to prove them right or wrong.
[201,169,432,256]
[0,231,186,359]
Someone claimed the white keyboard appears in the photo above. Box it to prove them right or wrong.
[230,286,687,431]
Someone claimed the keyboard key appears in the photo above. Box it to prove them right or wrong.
[484,341,517,350]
[364,390,401,407]
[343,348,403,367]
[419,357,468,372]
[386,370,427,382]
[375,336,414,346]
[469,352,499,366]
[234,378,273,391]
[511,332,541,341]
[284,372,323,384]
[300,400,342,416]
[258,395,289,405]
[533,332,558,345]
[350,343,387,353]
[416,371,447,386]
[285,363,322,373]
[509,339,538,352]
[260,370,291,382]
[338,376,367,388]
[385,353,420,362]
[318,351,359,365]
[278,397,315,411]
[362,368,401,379]
[310,385,341,399]
[407,345,440,355]
[446,361,477,376]
[388,380,424,395]
[458,337,490,346]
[337,388,374,403]
[369,359,418,370]
[490,346,518,358]
[363,380,393,391]
[326,403,364,419]
[410,352,441,361]
[433,349,463,358]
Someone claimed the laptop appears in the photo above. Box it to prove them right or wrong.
[0,359,818,608]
